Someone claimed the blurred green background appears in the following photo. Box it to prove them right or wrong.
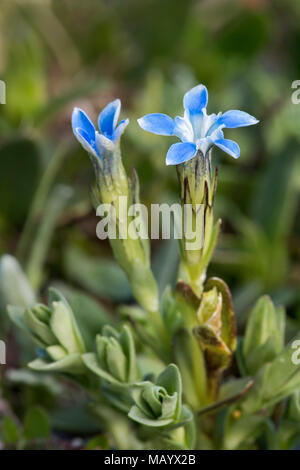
[1,0,300,448]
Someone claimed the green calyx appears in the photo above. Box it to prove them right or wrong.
[177,151,220,296]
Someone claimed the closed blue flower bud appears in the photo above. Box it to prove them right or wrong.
[72,99,129,160]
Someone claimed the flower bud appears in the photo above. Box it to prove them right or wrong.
[83,325,138,385]
[128,364,189,428]
[242,296,285,375]
[8,288,85,374]
[193,277,236,374]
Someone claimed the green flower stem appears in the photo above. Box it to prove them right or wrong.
[185,263,207,298]
[150,308,170,348]
[92,149,170,351]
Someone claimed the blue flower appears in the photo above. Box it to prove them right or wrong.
[72,99,129,159]
[137,84,259,165]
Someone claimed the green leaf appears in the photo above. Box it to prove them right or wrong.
[8,305,40,344]
[161,285,184,334]
[29,353,85,375]
[172,327,207,409]
[241,295,285,374]
[46,345,67,361]
[119,325,137,381]
[173,281,199,327]
[82,352,120,385]
[193,324,231,372]
[50,301,85,354]
[25,184,73,289]
[242,334,300,413]
[128,405,174,428]
[128,365,184,429]
[251,142,298,241]
[23,406,50,441]
[157,364,182,420]
[157,363,181,395]
[6,368,62,395]
[23,307,56,346]
[287,390,300,421]
[205,277,236,352]
[150,422,196,449]
[106,341,128,382]
[67,290,112,351]
[277,391,300,449]
[243,296,284,373]
[246,337,280,375]
[182,409,196,450]
[0,255,36,311]
[48,287,71,310]
[1,417,20,446]
[223,414,266,450]
[63,246,131,301]
[153,239,179,297]
[85,434,110,450]
[119,304,148,324]
[276,420,300,450]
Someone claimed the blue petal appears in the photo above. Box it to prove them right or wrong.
[95,131,115,157]
[166,142,197,165]
[72,108,95,143]
[113,118,129,141]
[137,113,174,136]
[210,125,224,141]
[183,84,208,115]
[214,138,240,159]
[217,110,259,128]
[74,127,99,157]
[173,116,194,142]
[98,99,121,137]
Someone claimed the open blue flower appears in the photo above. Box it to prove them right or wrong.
[72,99,129,159]
[137,84,259,165]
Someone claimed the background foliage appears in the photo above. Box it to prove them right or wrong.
[0,0,300,449]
